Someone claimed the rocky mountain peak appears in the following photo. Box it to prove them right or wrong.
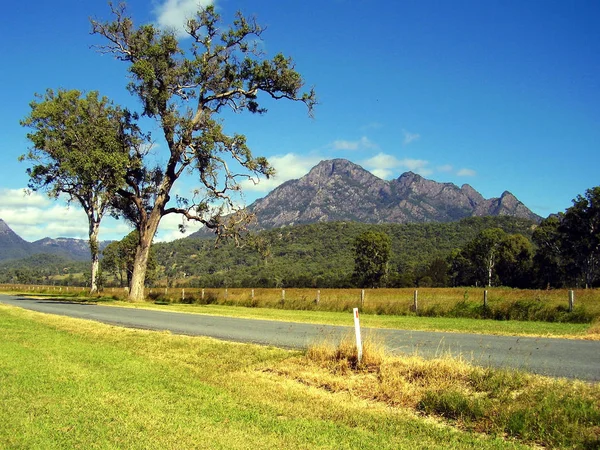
[190,158,541,237]
[0,218,13,234]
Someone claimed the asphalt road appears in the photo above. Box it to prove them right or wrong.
[1,293,599,382]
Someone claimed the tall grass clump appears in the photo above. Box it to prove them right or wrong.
[300,338,600,449]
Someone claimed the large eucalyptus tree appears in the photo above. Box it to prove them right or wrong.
[91,4,316,301]
[20,89,141,293]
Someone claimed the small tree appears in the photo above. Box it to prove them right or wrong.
[532,216,565,288]
[102,231,157,289]
[463,228,507,287]
[20,89,141,293]
[91,4,316,301]
[352,231,391,288]
[559,187,600,288]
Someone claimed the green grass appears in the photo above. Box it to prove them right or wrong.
[0,304,529,449]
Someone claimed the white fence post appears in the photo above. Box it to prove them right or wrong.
[569,290,575,312]
[353,308,363,364]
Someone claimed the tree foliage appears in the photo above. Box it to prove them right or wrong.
[101,231,157,288]
[558,187,600,288]
[90,3,316,301]
[19,89,141,293]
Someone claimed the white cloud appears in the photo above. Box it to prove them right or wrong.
[154,214,202,243]
[403,129,421,145]
[153,0,214,38]
[437,164,453,173]
[362,153,432,179]
[331,136,378,151]
[360,122,384,131]
[0,189,90,241]
[240,153,323,194]
[457,168,476,177]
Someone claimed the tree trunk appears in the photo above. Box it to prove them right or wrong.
[128,241,151,302]
[127,210,162,302]
[89,221,100,294]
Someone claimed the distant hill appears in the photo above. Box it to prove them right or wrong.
[0,219,33,260]
[191,158,540,238]
[0,218,110,262]
[159,216,538,288]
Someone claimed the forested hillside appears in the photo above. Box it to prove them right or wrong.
[154,216,536,288]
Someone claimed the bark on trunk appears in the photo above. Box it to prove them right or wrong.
[90,253,99,294]
[89,222,100,294]
[127,210,162,302]
[128,242,151,302]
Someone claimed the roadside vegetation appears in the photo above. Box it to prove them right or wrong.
[3,304,599,449]
[1,284,599,339]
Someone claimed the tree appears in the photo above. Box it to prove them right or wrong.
[559,187,600,288]
[532,216,564,288]
[352,231,391,288]
[91,4,316,301]
[101,231,157,289]
[462,228,507,287]
[20,89,140,293]
[496,233,533,288]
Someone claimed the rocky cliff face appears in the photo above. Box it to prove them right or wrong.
[247,159,540,229]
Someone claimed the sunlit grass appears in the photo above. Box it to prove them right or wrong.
[298,336,600,449]
[0,304,530,449]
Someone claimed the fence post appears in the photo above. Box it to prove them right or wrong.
[483,290,488,308]
[413,290,418,313]
[251,289,255,300]
[353,308,363,364]
[202,289,205,301]
[165,287,168,296]
[281,289,285,302]
[225,288,228,300]
[182,289,185,302]
[569,290,575,312]
[316,289,320,305]
[360,289,365,308]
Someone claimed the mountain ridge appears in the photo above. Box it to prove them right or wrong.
[237,158,540,232]
[0,218,110,262]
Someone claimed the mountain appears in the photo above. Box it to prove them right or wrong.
[31,237,95,261]
[242,159,540,231]
[0,219,34,261]
[0,219,110,262]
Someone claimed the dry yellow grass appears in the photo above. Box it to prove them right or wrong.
[279,337,600,448]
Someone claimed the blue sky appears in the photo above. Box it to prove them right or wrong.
[1,0,599,242]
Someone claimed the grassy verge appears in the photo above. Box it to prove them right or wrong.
[0,304,531,449]
[296,337,600,449]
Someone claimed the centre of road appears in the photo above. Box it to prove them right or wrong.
[1,294,598,381]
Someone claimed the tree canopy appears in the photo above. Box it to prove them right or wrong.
[352,231,392,288]
[90,3,316,301]
[19,89,141,292]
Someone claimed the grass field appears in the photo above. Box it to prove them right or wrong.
[1,304,599,449]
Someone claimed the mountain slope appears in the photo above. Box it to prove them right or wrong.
[0,219,110,262]
[0,219,35,261]
[246,159,540,230]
